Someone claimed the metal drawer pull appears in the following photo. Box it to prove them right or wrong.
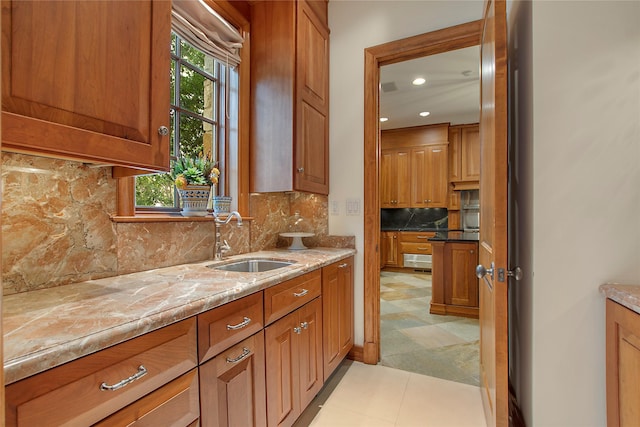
[226,347,251,363]
[301,321,309,330]
[416,236,429,239]
[294,326,302,334]
[227,317,251,330]
[100,365,147,391]
[293,289,308,297]
[338,263,348,268]
[417,247,429,250]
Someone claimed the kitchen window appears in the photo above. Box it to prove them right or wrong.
[116,0,250,219]
[135,32,235,211]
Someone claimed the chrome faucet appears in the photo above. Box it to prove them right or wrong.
[213,211,243,260]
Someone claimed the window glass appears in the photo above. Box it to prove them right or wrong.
[136,33,234,210]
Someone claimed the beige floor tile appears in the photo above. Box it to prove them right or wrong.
[309,405,396,427]
[400,324,467,349]
[320,362,410,423]
[396,373,486,427]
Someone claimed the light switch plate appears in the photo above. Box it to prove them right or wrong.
[346,198,361,216]
[330,200,340,215]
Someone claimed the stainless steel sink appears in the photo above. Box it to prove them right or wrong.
[208,259,295,273]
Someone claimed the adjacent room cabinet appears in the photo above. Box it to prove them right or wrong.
[322,257,354,381]
[411,144,449,208]
[380,231,399,268]
[380,148,411,208]
[380,124,449,209]
[1,0,171,172]
[430,241,479,318]
[449,124,480,186]
[251,0,330,195]
[606,299,640,427]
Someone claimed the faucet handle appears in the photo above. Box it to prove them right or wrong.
[221,239,231,253]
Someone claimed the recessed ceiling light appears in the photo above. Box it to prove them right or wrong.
[412,77,426,86]
[380,117,389,122]
[419,111,430,117]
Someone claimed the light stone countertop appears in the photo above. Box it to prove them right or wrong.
[600,283,640,314]
[3,247,356,385]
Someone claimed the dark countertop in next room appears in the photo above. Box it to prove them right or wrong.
[429,230,480,242]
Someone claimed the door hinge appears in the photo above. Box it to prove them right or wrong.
[497,267,523,282]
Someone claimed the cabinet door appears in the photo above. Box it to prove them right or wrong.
[297,298,324,410]
[381,149,410,208]
[322,258,354,381]
[445,243,479,307]
[199,332,267,427]
[295,0,329,194]
[448,128,463,182]
[411,145,448,207]
[265,311,300,427]
[461,126,480,181]
[380,232,399,267]
[1,0,171,171]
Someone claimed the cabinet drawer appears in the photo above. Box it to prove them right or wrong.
[198,292,264,363]
[399,231,436,243]
[264,270,322,325]
[6,318,197,427]
[94,369,200,427]
[399,242,433,255]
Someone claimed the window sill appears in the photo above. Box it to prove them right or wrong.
[111,213,252,223]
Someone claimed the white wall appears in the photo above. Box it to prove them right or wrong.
[328,0,483,346]
[523,1,640,425]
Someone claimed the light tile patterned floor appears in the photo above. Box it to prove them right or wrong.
[380,271,480,386]
[307,361,486,427]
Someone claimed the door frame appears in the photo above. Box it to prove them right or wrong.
[362,21,482,364]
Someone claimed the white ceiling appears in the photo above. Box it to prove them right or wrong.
[379,45,480,130]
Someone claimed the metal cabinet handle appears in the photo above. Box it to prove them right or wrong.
[100,365,147,391]
[226,347,251,363]
[300,321,309,330]
[297,167,304,173]
[416,236,429,239]
[417,247,429,250]
[294,326,302,334]
[293,289,308,297]
[158,126,169,136]
[227,317,251,330]
[338,263,348,268]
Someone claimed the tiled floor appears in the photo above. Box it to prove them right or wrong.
[380,270,480,386]
[304,361,487,427]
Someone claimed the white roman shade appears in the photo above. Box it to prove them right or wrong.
[172,0,243,67]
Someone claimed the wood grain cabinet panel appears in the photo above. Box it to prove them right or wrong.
[380,148,411,208]
[1,0,171,172]
[265,298,323,427]
[380,231,399,268]
[322,257,354,381]
[251,0,329,195]
[264,270,322,325]
[430,241,479,318]
[198,292,264,363]
[606,299,640,427]
[411,144,448,208]
[5,319,197,427]
[199,332,267,427]
[449,124,480,187]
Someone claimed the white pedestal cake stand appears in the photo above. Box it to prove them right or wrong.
[280,232,315,250]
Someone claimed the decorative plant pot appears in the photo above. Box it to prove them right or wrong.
[212,196,232,214]
[178,185,211,217]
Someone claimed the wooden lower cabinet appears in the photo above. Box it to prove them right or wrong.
[431,241,479,318]
[265,298,323,427]
[322,257,354,381]
[199,332,267,427]
[380,231,399,268]
[606,299,640,426]
[95,369,200,427]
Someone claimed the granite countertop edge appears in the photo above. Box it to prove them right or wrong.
[600,283,640,315]
[3,247,356,385]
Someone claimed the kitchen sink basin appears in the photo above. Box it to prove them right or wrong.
[208,259,295,273]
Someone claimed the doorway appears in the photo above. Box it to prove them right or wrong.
[362,20,483,368]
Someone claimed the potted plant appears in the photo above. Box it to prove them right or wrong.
[171,154,220,217]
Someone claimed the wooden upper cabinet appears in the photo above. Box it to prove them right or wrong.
[380,148,411,208]
[449,124,480,185]
[251,0,329,195]
[411,144,448,208]
[1,0,171,172]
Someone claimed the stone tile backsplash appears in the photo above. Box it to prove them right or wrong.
[1,153,352,295]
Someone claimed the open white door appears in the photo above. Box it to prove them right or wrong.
[477,0,509,426]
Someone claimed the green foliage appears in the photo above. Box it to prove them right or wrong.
[135,174,174,207]
[170,155,217,186]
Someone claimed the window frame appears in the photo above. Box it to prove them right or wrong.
[114,1,250,220]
